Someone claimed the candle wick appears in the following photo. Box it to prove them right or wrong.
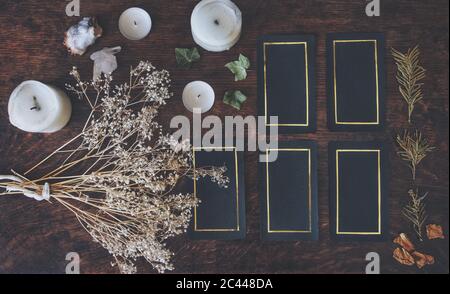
[134,21,138,26]
[197,94,201,99]
[30,96,41,111]
[214,19,220,26]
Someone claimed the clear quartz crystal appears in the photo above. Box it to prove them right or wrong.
[90,47,122,80]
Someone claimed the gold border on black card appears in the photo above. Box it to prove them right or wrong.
[264,42,310,127]
[265,149,312,233]
[335,149,382,235]
[193,147,240,232]
[333,40,380,125]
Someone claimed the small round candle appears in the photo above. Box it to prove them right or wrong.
[119,7,152,41]
[191,0,242,52]
[182,81,215,113]
[8,81,72,133]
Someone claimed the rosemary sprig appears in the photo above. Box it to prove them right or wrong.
[392,46,426,124]
[396,130,435,181]
[403,189,428,241]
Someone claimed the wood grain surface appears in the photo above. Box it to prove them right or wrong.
[0,0,448,274]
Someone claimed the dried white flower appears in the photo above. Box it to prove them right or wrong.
[0,62,228,274]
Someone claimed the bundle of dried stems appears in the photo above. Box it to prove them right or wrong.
[0,62,228,274]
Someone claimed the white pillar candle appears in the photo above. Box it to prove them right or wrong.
[182,81,215,113]
[119,7,152,41]
[8,81,72,133]
[191,0,242,52]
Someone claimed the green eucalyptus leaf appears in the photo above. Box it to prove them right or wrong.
[223,90,247,110]
[175,47,200,68]
[225,54,250,81]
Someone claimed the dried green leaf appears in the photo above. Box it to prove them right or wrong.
[223,90,247,110]
[225,54,250,81]
[175,47,200,68]
[238,54,250,69]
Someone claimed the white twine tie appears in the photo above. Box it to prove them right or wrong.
[0,175,51,202]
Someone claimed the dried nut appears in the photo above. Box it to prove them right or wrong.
[393,248,415,266]
[394,233,415,252]
[412,251,435,269]
[426,224,445,240]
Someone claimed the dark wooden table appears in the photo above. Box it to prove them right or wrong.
[0,0,448,274]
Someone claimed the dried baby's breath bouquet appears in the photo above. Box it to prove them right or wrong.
[0,61,228,274]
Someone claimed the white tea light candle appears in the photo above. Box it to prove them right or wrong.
[191,0,242,52]
[8,81,72,133]
[119,7,152,41]
[182,81,215,113]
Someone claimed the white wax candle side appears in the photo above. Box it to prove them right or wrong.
[8,81,72,133]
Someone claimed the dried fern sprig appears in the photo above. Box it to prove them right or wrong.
[392,46,426,124]
[396,130,435,181]
[403,189,428,241]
